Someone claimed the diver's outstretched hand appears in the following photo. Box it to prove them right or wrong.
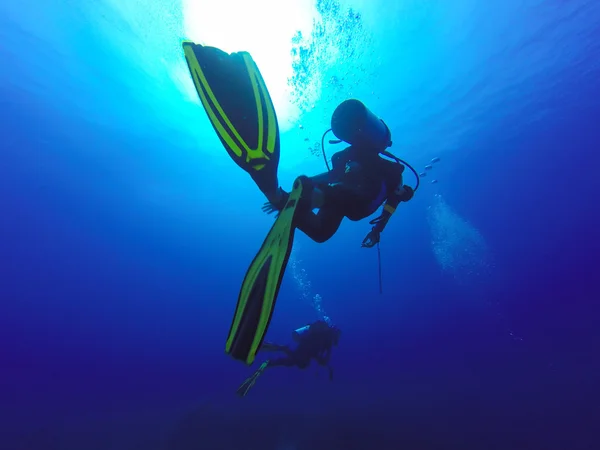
[361,229,381,248]
[262,187,290,218]
[262,201,280,217]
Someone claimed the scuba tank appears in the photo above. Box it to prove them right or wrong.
[331,99,392,150]
[292,325,311,342]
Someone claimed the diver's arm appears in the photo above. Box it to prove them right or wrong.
[372,164,406,229]
[362,180,414,248]
[372,187,408,233]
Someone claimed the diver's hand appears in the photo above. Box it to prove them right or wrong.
[262,188,289,217]
[361,229,381,248]
[262,201,280,217]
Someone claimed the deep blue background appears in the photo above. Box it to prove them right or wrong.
[1,0,599,449]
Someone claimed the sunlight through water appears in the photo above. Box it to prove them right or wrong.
[181,0,318,130]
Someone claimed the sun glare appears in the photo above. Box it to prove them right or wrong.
[181,0,317,130]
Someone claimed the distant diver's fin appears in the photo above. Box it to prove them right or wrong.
[225,177,306,365]
[182,41,280,197]
[236,361,270,397]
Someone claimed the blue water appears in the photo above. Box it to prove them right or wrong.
[1,0,599,448]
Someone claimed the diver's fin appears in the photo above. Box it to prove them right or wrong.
[236,361,270,397]
[225,177,306,365]
[182,41,280,197]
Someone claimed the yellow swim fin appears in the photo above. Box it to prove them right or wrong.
[182,41,302,366]
[225,177,306,365]
[182,41,280,197]
[236,360,270,397]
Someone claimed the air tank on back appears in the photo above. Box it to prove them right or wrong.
[292,325,310,342]
[331,99,392,150]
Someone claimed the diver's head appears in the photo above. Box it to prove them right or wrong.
[331,99,392,152]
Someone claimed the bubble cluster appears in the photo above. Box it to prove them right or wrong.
[428,194,522,341]
[428,194,491,284]
[287,0,376,114]
[289,246,332,324]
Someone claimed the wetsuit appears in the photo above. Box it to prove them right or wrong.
[264,321,339,374]
[235,322,340,396]
[295,146,407,243]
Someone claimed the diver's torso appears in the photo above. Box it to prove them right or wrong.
[332,147,403,206]
[296,324,333,354]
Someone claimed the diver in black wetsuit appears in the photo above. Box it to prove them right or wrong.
[263,320,340,372]
[235,321,341,397]
[263,99,416,247]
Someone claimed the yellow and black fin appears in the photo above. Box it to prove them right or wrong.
[236,360,270,397]
[182,41,280,196]
[225,177,306,365]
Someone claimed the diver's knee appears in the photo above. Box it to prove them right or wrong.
[310,233,330,244]
[297,223,331,244]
